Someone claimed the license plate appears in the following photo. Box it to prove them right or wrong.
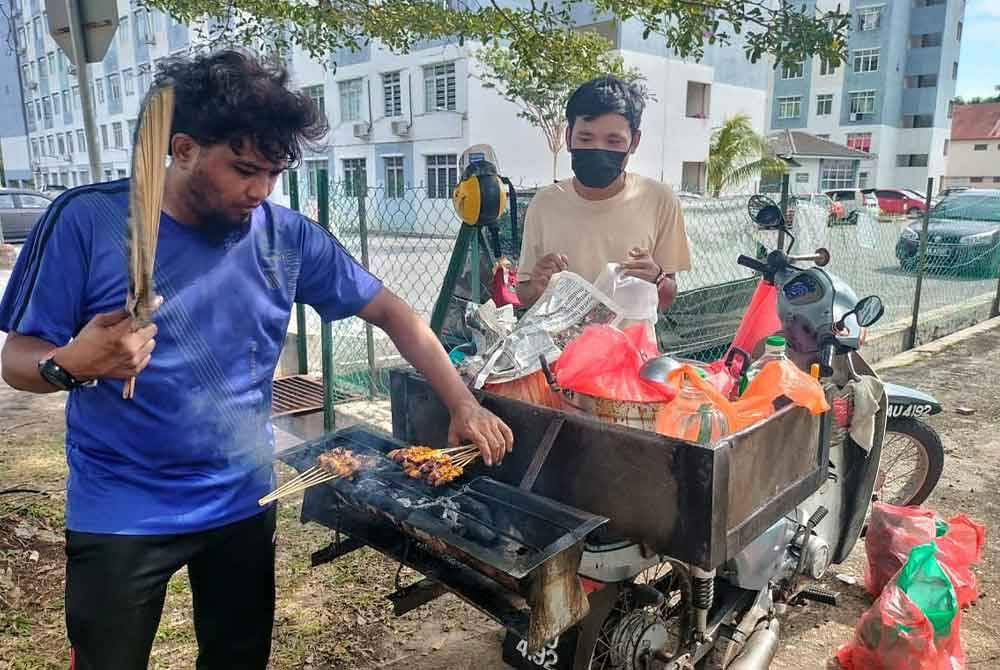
[501,628,579,670]
[927,247,950,257]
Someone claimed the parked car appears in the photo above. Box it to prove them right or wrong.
[895,190,1000,275]
[788,192,845,226]
[0,188,52,243]
[824,188,879,223]
[863,188,928,216]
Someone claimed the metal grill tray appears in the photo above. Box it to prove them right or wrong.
[279,427,607,580]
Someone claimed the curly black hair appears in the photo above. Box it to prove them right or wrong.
[154,49,328,166]
[566,75,645,134]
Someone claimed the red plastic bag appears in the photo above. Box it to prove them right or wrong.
[555,324,676,403]
[865,504,986,608]
[728,280,781,356]
[490,258,521,308]
[836,585,965,670]
[865,503,939,598]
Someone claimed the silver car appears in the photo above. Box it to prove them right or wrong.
[0,188,53,243]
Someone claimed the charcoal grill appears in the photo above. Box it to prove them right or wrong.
[279,427,607,651]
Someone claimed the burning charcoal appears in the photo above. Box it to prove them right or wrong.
[456,497,498,545]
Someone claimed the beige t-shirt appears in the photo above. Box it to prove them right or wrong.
[517,173,692,284]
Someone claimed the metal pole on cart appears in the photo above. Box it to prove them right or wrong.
[905,177,934,351]
[317,171,336,431]
[288,171,309,375]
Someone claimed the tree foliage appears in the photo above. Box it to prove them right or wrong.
[477,32,647,180]
[707,114,785,197]
[145,0,850,73]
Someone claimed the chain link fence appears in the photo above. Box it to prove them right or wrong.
[283,177,1000,410]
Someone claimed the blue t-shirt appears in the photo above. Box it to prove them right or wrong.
[0,180,383,535]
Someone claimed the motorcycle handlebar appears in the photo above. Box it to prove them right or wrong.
[737,255,770,275]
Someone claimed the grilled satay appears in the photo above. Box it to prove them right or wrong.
[316,448,363,478]
[427,462,464,487]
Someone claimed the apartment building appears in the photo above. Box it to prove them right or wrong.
[769,0,966,193]
[944,102,1000,189]
[1,3,31,188]
[5,0,771,205]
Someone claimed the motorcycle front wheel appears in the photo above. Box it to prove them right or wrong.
[876,418,944,507]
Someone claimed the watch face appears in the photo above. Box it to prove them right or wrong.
[39,358,73,390]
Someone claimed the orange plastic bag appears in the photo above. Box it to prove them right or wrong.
[656,365,739,442]
[728,280,781,357]
[554,324,675,403]
[730,359,830,431]
[485,370,561,409]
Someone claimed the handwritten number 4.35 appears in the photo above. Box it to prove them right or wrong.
[516,636,560,669]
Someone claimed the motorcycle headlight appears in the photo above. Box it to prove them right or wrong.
[901,227,919,241]
[959,230,998,245]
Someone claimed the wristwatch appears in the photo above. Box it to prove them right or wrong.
[37,353,95,391]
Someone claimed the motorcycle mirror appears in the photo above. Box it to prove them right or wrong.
[844,296,885,328]
[748,195,786,230]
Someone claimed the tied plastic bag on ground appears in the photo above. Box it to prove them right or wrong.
[837,544,964,670]
[554,324,675,403]
[865,503,986,608]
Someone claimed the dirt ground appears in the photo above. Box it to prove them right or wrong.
[2,323,999,669]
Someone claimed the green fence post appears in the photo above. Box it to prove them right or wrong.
[905,177,934,350]
[288,171,308,375]
[991,274,1000,319]
[357,193,377,399]
[318,171,335,431]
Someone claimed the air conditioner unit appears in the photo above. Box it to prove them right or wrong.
[62,154,73,163]
[850,113,862,121]
[353,122,371,139]
[28,80,37,90]
[391,119,411,136]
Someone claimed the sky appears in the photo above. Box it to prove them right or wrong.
[956,0,999,99]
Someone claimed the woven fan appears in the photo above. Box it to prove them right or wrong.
[123,84,175,400]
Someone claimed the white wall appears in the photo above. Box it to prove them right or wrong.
[1,136,30,176]
[946,139,1000,180]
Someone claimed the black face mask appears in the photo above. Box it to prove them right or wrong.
[570,148,628,189]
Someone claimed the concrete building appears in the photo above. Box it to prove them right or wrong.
[4,0,771,206]
[1,0,32,188]
[944,102,1000,189]
[768,130,872,194]
[768,0,965,193]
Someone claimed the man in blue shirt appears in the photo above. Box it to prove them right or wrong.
[0,50,513,669]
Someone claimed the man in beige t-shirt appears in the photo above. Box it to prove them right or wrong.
[517,76,691,309]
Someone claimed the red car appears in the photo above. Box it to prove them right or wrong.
[863,188,929,216]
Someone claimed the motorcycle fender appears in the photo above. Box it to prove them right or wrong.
[884,382,942,417]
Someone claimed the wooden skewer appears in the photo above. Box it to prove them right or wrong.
[269,466,320,496]
[259,472,342,506]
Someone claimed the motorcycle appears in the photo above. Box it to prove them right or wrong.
[505,195,891,669]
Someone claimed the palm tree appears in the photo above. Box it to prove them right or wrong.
[707,114,786,197]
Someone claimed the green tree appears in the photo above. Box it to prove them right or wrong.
[477,32,647,181]
[147,0,849,74]
[707,114,785,197]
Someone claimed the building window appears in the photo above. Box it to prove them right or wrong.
[123,69,134,96]
[816,94,833,116]
[896,154,929,168]
[47,135,54,155]
[913,0,946,6]
[304,159,327,198]
[426,154,458,199]
[303,84,325,117]
[819,59,837,76]
[846,132,873,154]
[338,79,362,122]
[342,158,367,197]
[970,177,984,183]
[795,173,809,183]
[952,62,959,79]
[138,66,151,95]
[778,96,801,119]
[682,162,707,193]
[128,119,136,138]
[957,21,963,41]
[30,139,39,158]
[117,169,127,179]
[383,72,402,117]
[119,15,130,45]
[57,134,65,155]
[65,132,73,153]
[76,129,85,151]
[917,74,938,88]
[858,171,870,189]
[424,62,457,112]
[912,33,943,48]
[100,124,109,150]
[384,156,404,198]
[858,6,882,31]
[781,61,804,79]
[943,140,949,156]
[849,90,877,116]
[112,122,123,148]
[853,48,880,73]
[47,51,55,74]
[52,92,60,115]
[96,78,105,104]
[973,144,988,151]
[685,82,710,118]
[816,134,830,139]
[903,114,934,128]
[820,160,856,190]
[108,74,121,102]
[41,96,52,120]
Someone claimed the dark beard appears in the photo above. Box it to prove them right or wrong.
[187,169,251,245]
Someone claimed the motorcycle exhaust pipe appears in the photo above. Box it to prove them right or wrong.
[726,618,780,670]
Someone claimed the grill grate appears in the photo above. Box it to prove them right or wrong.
[271,375,325,417]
